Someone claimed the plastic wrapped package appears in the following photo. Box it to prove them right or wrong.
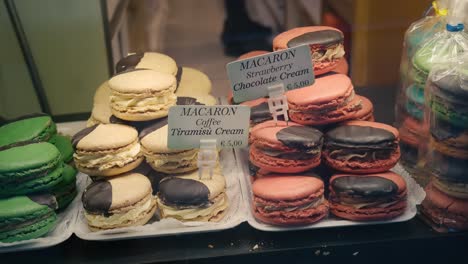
[420,50,468,232]
[396,1,448,179]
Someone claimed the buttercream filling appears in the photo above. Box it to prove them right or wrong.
[158,193,227,220]
[74,142,141,170]
[312,44,345,62]
[85,198,154,227]
[145,149,198,169]
[256,196,324,212]
[111,93,177,113]
[327,148,394,162]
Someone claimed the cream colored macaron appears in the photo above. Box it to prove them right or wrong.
[72,124,143,176]
[175,67,212,96]
[82,172,157,231]
[157,168,228,222]
[115,52,178,76]
[109,69,177,121]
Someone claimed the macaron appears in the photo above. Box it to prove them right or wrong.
[109,69,177,121]
[72,124,143,176]
[51,164,78,210]
[405,84,424,121]
[0,142,64,197]
[252,175,328,225]
[140,121,198,174]
[432,177,468,199]
[87,82,112,126]
[157,168,228,222]
[249,122,323,173]
[430,114,468,158]
[49,134,74,163]
[421,182,468,231]
[331,57,349,75]
[273,26,345,75]
[323,121,400,174]
[0,114,57,150]
[287,74,361,125]
[399,117,423,174]
[0,194,57,242]
[427,150,466,182]
[115,52,178,76]
[82,172,157,231]
[329,172,407,221]
[175,67,212,96]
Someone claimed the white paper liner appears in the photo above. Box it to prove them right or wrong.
[235,147,426,232]
[74,148,245,241]
[0,174,87,253]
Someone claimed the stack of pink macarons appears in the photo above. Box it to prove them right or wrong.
[241,26,410,226]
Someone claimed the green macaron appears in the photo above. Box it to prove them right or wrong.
[50,134,74,163]
[0,194,57,243]
[0,142,64,197]
[52,164,78,210]
[0,114,57,150]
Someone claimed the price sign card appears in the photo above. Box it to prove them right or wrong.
[168,105,250,149]
[226,44,314,103]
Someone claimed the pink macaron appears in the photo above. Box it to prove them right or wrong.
[253,175,329,226]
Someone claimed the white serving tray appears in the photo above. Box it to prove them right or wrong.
[74,148,246,241]
[235,147,426,232]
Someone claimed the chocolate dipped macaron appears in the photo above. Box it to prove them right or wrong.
[82,172,156,231]
[323,121,400,174]
[273,26,345,75]
[329,172,407,221]
[115,52,178,76]
[249,122,323,173]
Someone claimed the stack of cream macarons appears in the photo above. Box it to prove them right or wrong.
[77,52,228,231]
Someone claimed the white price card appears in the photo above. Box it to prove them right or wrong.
[168,105,250,149]
[226,44,314,103]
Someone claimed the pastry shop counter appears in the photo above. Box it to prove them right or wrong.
[2,86,468,262]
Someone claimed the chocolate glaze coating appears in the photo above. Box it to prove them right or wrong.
[138,118,168,139]
[331,176,398,197]
[175,66,183,90]
[326,125,395,148]
[72,125,98,148]
[115,53,144,73]
[28,193,58,210]
[159,177,210,207]
[287,30,343,48]
[82,181,112,214]
[250,102,272,124]
[276,126,323,152]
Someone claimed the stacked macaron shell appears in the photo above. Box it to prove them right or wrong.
[82,173,157,231]
[273,26,345,75]
[323,121,401,174]
[252,175,328,225]
[287,74,362,125]
[87,81,113,126]
[328,172,407,221]
[157,168,228,222]
[249,122,323,173]
[0,114,78,242]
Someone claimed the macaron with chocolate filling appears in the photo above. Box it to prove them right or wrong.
[329,172,407,221]
[0,194,58,242]
[252,175,328,225]
[82,172,157,231]
[250,122,323,173]
[51,164,78,210]
[323,121,400,174]
[273,26,345,75]
[115,52,178,76]
[287,74,362,125]
[157,168,228,222]
[421,182,468,231]
[73,124,143,176]
[0,114,57,150]
[109,69,177,121]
